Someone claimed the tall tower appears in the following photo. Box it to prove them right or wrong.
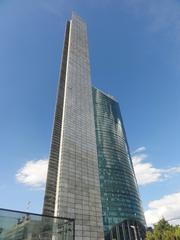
[92,87,146,239]
[43,14,104,240]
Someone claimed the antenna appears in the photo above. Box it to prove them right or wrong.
[26,201,31,211]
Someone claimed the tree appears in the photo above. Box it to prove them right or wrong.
[146,218,180,240]
[174,226,180,240]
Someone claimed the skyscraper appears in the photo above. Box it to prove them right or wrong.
[92,87,146,239]
[43,14,104,240]
[43,13,146,240]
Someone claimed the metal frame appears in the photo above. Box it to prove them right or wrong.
[0,208,75,240]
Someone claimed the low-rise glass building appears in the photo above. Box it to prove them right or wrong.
[0,208,74,240]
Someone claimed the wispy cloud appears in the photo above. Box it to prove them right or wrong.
[0,184,6,190]
[39,0,65,17]
[145,192,180,226]
[132,147,180,185]
[133,146,146,154]
[124,0,180,39]
[16,159,48,189]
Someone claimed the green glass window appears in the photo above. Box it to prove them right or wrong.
[92,87,146,237]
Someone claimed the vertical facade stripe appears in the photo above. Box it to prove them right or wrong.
[43,21,70,216]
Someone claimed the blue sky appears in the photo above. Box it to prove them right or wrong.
[0,0,180,225]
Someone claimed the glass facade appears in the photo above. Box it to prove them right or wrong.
[92,87,146,238]
[43,14,104,240]
[0,208,74,240]
[107,219,146,240]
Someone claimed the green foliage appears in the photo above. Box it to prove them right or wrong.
[175,227,180,240]
[146,218,180,240]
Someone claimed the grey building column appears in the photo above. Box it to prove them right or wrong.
[43,13,104,240]
[116,225,120,240]
[122,223,126,240]
[127,221,132,240]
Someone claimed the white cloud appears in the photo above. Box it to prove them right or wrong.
[132,147,180,186]
[145,192,180,226]
[16,159,48,189]
[16,147,180,190]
